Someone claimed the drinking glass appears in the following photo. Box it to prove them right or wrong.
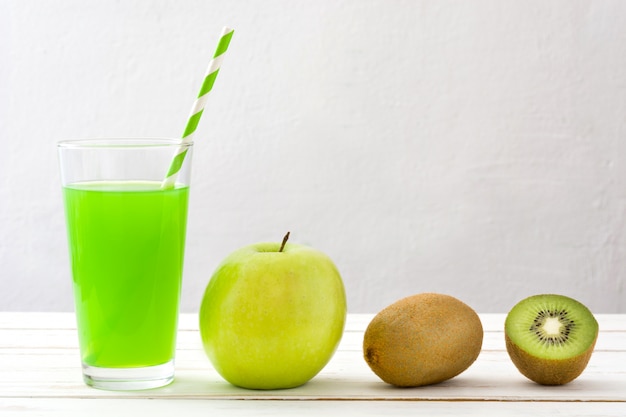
[57,138,193,390]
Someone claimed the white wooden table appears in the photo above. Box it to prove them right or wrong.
[1,313,624,416]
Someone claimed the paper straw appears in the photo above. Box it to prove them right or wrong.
[162,26,234,188]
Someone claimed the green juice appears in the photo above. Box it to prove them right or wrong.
[63,181,189,368]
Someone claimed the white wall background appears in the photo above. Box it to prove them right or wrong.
[1,0,625,314]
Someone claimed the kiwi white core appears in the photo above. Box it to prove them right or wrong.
[543,317,562,336]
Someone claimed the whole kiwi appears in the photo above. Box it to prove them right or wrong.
[363,293,483,387]
[504,294,598,385]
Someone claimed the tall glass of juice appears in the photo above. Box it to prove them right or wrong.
[57,138,193,390]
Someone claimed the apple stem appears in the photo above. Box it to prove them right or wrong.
[279,232,290,252]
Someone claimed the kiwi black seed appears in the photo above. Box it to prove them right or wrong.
[504,294,599,385]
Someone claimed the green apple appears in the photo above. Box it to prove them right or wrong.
[199,233,347,390]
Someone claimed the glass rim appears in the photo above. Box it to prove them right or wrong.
[57,138,193,149]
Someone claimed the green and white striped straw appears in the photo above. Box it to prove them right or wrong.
[162,26,234,188]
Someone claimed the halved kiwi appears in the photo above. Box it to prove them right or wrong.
[505,294,598,385]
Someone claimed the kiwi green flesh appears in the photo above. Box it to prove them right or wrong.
[505,294,598,360]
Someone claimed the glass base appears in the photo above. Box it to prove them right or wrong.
[82,360,175,390]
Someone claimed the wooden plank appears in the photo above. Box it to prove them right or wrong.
[1,317,623,352]
[1,349,624,401]
[0,313,624,407]
[1,313,623,332]
[2,398,626,417]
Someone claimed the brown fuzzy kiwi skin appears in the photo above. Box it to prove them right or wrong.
[363,293,483,387]
[505,333,598,385]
